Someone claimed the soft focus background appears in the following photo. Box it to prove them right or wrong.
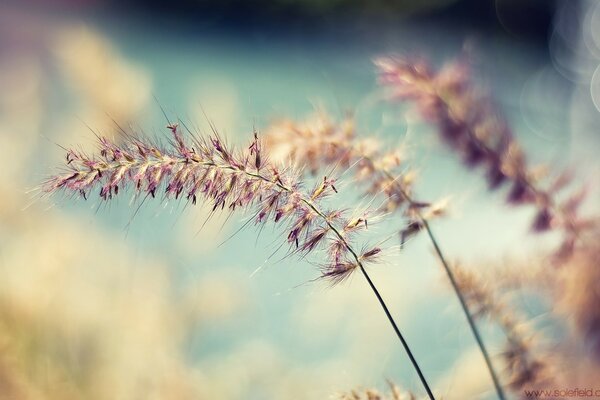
[0,0,598,399]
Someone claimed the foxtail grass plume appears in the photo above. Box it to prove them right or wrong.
[264,112,446,245]
[375,56,596,262]
[452,264,557,393]
[43,124,384,284]
[558,234,600,361]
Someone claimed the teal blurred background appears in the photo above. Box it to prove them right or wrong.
[0,0,598,398]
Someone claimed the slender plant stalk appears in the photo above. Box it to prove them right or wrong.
[374,165,506,400]
[420,219,505,400]
[358,265,436,400]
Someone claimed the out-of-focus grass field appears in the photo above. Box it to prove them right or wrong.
[0,1,598,398]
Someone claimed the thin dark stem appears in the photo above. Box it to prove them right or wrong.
[358,265,436,400]
[371,162,506,400]
[419,217,506,400]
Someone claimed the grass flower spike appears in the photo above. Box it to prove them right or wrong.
[264,112,445,244]
[375,56,596,262]
[43,122,436,399]
[44,125,380,284]
[452,265,557,394]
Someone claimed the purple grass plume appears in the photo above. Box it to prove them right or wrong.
[264,113,447,247]
[375,56,597,262]
[43,124,386,284]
